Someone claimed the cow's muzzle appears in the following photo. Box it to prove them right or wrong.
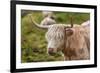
[48,48,55,55]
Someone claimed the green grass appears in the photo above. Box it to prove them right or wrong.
[21,10,90,63]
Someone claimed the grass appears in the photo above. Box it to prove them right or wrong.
[21,10,90,63]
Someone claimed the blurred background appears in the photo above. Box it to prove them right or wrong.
[21,10,90,63]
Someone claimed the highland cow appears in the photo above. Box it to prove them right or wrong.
[41,11,56,26]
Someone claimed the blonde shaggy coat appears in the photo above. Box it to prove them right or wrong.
[46,23,90,60]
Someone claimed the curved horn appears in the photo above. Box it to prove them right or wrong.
[29,14,49,29]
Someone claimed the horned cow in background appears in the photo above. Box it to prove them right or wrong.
[42,11,54,18]
[40,11,56,26]
[29,15,90,61]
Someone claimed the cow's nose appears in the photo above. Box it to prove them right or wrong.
[48,48,55,55]
[48,48,53,52]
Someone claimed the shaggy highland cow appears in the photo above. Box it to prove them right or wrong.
[41,11,56,26]
[42,11,54,18]
[46,24,90,60]
[30,15,90,61]
[40,16,56,26]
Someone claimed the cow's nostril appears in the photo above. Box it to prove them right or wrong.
[48,48,55,55]
[48,48,53,52]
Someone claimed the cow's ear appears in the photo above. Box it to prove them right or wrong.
[65,28,74,36]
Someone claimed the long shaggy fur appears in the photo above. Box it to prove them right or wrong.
[64,26,90,60]
[46,23,90,60]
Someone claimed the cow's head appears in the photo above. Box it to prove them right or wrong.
[45,25,74,55]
